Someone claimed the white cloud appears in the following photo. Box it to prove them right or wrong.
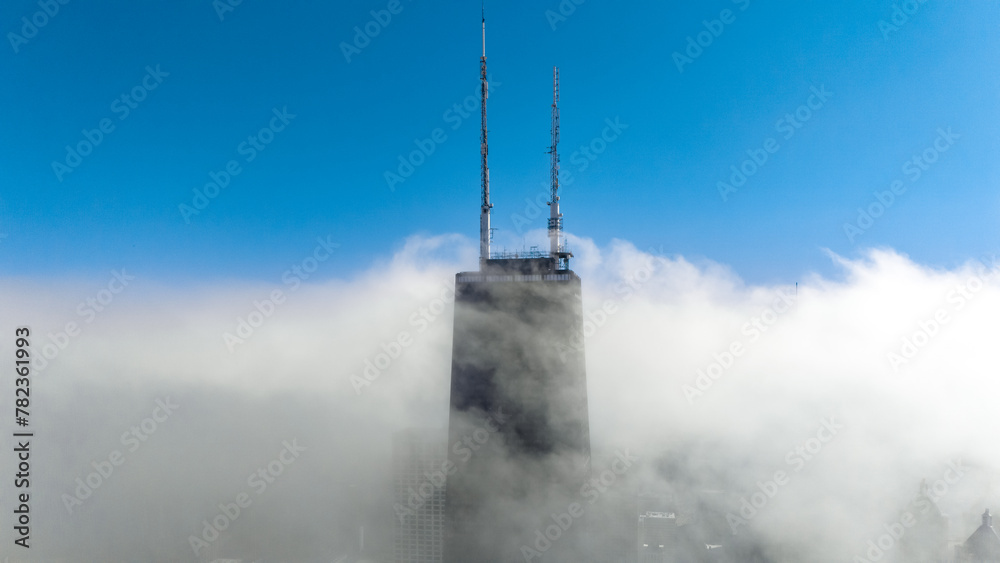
[1,234,997,560]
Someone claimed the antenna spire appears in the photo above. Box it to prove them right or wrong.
[479,11,491,268]
[548,66,570,269]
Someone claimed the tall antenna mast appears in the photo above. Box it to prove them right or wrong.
[479,9,492,268]
[548,66,569,269]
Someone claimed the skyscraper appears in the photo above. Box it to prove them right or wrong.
[442,16,591,563]
[443,257,591,562]
[393,428,447,563]
[638,491,680,563]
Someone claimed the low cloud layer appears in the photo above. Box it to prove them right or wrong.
[1,233,997,561]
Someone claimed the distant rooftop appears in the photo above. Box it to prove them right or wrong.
[964,509,1000,560]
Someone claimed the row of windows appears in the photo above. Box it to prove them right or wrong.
[457,273,572,283]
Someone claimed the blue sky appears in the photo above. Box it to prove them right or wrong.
[2,0,998,285]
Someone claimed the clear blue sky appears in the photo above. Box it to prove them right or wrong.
[2,0,998,285]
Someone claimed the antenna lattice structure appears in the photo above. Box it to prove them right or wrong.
[479,15,492,268]
[548,67,570,269]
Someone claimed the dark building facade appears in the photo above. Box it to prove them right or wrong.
[443,257,592,562]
